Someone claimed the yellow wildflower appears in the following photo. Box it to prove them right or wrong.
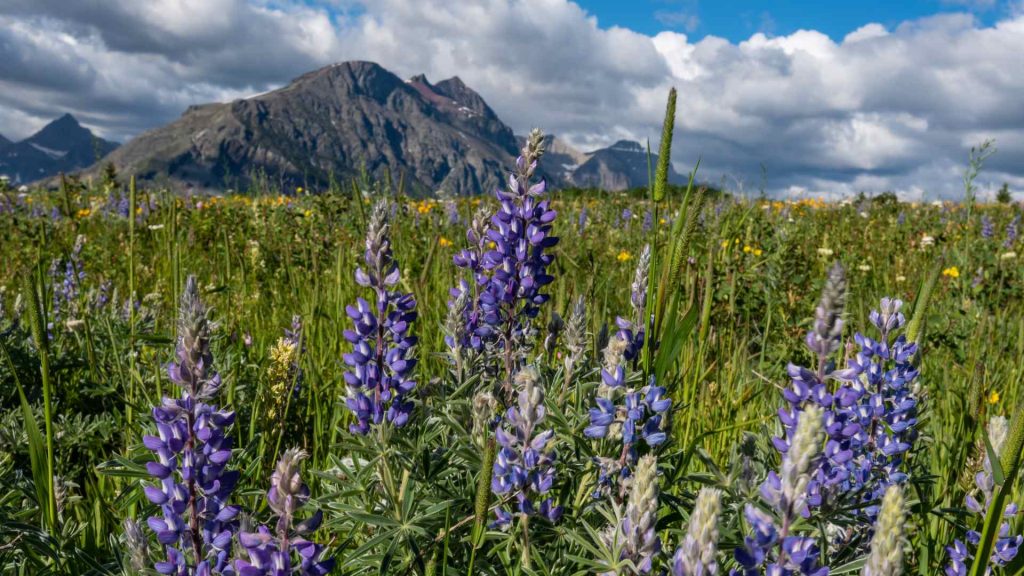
[617,250,632,262]
[296,186,304,194]
[720,240,729,249]
[265,338,299,420]
[438,237,452,248]
[989,390,1000,405]
[743,245,752,253]
[75,208,91,218]
[753,248,763,256]
[303,209,313,218]
[942,266,960,278]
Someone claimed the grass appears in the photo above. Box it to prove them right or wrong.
[1,170,1023,574]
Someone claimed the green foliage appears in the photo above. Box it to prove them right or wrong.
[0,179,1022,574]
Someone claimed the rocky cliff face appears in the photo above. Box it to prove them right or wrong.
[85,61,521,194]
[0,114,118,183]
[53,60,683,194]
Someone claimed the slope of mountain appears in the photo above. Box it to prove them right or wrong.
[0,133,9,148]
[570,140,684,191]
[85,61,521,194]
[0,114,119,183]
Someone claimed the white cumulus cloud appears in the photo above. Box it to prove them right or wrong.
[0,0,1022,199]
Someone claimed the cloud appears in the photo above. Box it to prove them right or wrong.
[655,9,700,33]
[0,0,1023,199]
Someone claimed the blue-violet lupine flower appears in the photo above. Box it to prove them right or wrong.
[733,404,828,576]
[143,275,240,576]
[234,449,334,576]
[981,215,994,240]
[945,416,1023,575]
[585,333,671,498]
[455,129,558,395]
[343,201,418,435]
[491,366,563,527]
[778,288,918,527]
[1005,215,1020,248]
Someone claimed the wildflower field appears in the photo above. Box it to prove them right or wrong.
[2,124,1024,576]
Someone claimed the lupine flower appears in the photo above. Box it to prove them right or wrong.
[578,206,589,234]
[443,286,471,371]
[461,129,558,392]
[143,275,240,576]
[343,201,418,435]
[471,391,499,448]
[621,455,661,573]
[560,296,588,403]
[672,487,722,576]
[1005,215,1020,248]
[123,518,152,575]
[777,290,918,531]
[491,366,562,527]
[643,210,653,233]
[49,234,87,330]
[450,206,493,352]
[235,449,334,575]
[981,215,994,240]
[609,244,652,366]
[862,485,905,576]
[945,416,1023,575]
[804,263,846,372]
[585,332,670,498]
[733,404,828,576]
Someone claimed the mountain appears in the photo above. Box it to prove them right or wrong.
[82,61,521,194]
[516,136,685,191]
[515,134,586,187]
[0,114,119,183]
[0,133,10,148]
[570,140,685,191]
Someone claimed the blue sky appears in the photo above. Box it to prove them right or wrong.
[576,0,1008,40]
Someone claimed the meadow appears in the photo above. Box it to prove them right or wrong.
[2,119,1024,576]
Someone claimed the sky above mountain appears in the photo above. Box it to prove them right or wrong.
[1,0,1022,199]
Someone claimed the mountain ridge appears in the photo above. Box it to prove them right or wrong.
[24,61,682,193]
[0,114,119,184]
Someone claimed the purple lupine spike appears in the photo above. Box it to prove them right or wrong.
[616,244,652,364]
[450,206,492,353]
[452,129,558,396]
[343,201,418,435]
[48,234,87,331]
[945,416,1023,575]
[773,287,919,561]
[1005,215,1020,248]
[585,330,670,499]
[981,215,995,239]
[143,275,239,575]
[603,455,660,575]
[491,367,562,527]
[235,449,334,575]
[732,405,828,576]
